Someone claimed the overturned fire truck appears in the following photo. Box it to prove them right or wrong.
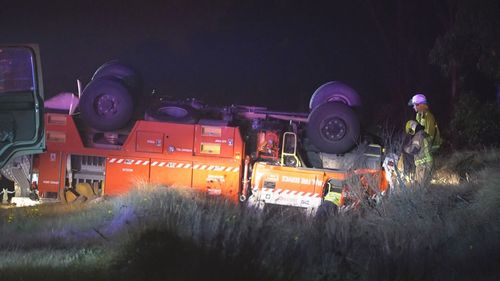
[2,56,387,211]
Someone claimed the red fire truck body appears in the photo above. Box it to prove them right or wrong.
[37,113,245,202]
[35,111,386,212]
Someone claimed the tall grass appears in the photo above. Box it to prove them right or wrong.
[0,150,499,281]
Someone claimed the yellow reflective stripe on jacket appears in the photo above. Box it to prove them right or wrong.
[415,138,433,166]
[324,191,342,206]
[415,157,432,165]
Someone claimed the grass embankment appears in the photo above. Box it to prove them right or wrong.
[1,149,499,281]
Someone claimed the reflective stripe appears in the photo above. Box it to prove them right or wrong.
[415,157,432,165]
[415,138,433,166]
[261,187,320,198]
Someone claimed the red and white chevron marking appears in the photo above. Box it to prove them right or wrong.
[108,158,150,165]
[108,158,239,173]
[260,187,320,198]
[251,187,323,208]
[156,162,240,173]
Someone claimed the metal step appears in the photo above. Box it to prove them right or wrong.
[1,156,32,197]
[9,166,31,197]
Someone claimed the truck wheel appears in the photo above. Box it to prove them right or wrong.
[307,102,360,154]
[309,81,362,110]
[92,60,142,94]
[145,103,197,123]
[80,78,134,131]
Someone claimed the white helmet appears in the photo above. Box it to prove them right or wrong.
[408,93,427,106]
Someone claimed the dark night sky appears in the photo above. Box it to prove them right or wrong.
[1,0,446,125]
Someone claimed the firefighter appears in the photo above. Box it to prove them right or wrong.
[315,180,342,222]
[323,184,342,212]
[0,174,16,205]
[408,93,442,152]
[404,120,433,186]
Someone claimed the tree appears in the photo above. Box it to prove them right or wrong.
[429,0,500,101]
[361,0,444,124]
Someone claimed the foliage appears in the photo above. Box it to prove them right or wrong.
[449,93,500,148]
[429,0,500,81]
[1,150,500,281]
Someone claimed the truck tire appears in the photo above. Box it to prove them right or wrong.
[80,78,134,131]
[92,60,142,94]
[307,102,360,154]
[309,81,362,110]
[145,103,197,123]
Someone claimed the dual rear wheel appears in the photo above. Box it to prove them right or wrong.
[307,81,361,154]
[80,61,141,131]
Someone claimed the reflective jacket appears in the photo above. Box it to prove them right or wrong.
[416,110,442,151]
[324,183,343,206]
[404,130,433,167]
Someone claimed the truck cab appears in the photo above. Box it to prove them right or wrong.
[0,45,45,169]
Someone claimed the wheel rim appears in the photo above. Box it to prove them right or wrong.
[95,94,118,116]
[158,106,188,118]
[320,117,347,141]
